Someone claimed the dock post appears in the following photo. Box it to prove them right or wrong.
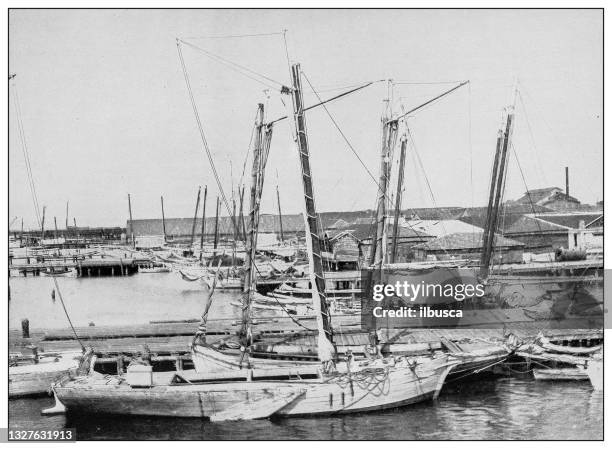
[21,319,30,338]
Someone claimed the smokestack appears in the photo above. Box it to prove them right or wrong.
[565,167,569,197]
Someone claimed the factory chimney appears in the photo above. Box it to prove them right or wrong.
[565,167,570,197]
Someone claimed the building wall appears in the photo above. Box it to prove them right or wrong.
[331,234,360,257]
[543,199,582,211]
[359,238,431,263]
[504,232,568,253]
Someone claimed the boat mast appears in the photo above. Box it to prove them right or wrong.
[54,216,58,241]
[480,102,515,278]
[276,185,284,243]
[213,196,220,256]
[199,186,207,261]
[231,198,237,268]
[190,186,202,250]
[369,117,399,268]
[480,130,504,276]
[238,186,246,242]
[40,206,46,245]
[65,201,69,232]
[127,194,134,248]
[390,134,407,263]
[290,63,334,352]
[160,196,167,243]
[240,104,264,351]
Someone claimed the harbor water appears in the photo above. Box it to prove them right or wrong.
[8,273,604,440]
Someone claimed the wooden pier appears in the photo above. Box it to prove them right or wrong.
[10,310,603,360]
[9,257,150,277]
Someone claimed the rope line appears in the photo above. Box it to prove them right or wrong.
[510,142,551,262]
[301,71,384,197]
[12,82,42,228]
[178,39,287,92]
[10,78,84,349]
[176,41,239,233]
[181,31,285,39]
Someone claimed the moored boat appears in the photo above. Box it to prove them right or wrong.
[9,350,83,398]
[48,352,456,419]
[40,267,77,277]
[45,61,464,421]
[138,262,171,273]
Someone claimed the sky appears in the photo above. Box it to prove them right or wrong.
[8,9,603,230]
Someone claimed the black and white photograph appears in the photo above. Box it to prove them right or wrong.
[4,5,606,442]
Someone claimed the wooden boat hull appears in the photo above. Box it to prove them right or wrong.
[10,352,81,398]
[10,370,67,398]
[52,356,455,419]
[40,269,77,278]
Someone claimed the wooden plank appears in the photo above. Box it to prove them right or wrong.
[209,388,306,421]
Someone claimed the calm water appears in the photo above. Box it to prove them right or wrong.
[8,380,603,440]
[8,274,604,440]
[8,272,238,330]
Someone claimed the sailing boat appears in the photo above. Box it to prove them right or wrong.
[45,62,457,421]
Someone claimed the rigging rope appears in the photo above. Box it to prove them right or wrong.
[178,39,288,92]
[10,78,84,350]
[51,277,85,351]
[301,71,384,197]
[510,142,551,262]
[393,80,465,85]
[405,129,452,258]
[181,31,285,40]
[282,29,292,82]
[176,40,240,234]
[11,82,42,227]
[517,90,548,187]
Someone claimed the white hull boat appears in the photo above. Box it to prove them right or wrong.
[9,351,82,398]
[48,354,456,420]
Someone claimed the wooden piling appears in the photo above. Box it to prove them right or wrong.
[21,319,30,338]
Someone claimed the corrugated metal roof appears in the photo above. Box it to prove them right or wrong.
[458,204,553,230]
[405,219,483,237]
[504,215,566,234]
[402,207,465,220]
[505,212,603,234]
[513,187,581,206]
[534,212,603,229]
[413,231,524,251]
